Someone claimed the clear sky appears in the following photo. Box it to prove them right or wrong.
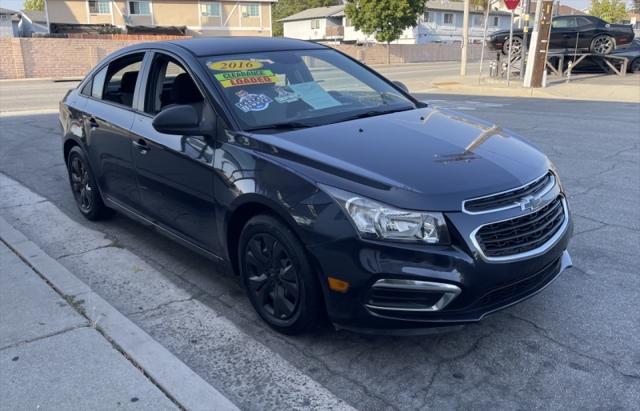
[0,0,618,15]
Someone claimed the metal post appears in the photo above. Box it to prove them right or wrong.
[521,0,531,76]
[461,0,470,76]
[506,9,514,86]
[478,0,492,81]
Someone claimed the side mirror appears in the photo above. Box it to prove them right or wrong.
[393,80,409,93]
[152,105,201,136]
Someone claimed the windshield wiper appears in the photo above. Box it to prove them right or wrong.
[338,107,414,123]
[245,121,315,132]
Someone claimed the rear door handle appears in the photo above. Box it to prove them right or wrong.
[132,139,150,154]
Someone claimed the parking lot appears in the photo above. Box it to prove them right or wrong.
[1,79,639,409]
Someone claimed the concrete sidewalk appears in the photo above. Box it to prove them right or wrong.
[428,73,640,102]
[0,219,238,410]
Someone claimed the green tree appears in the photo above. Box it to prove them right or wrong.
[345,0,426,64]
[590,0,627,23]
[272,0,340,37]
[23,0,45,11]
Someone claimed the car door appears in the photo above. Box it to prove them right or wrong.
[549,16,579,50]
[575,16,598,49]
[83,52,145,210]
[130,52,222,255]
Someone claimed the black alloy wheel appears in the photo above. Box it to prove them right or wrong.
[239,215,322,334]
[66,146,111,220]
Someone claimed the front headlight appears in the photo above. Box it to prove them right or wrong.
[321,185,450,245]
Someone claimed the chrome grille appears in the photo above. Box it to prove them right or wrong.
[463,172,555,214]
[475,196,566,258]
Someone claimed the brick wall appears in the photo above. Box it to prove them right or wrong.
[330,43,486,65]
[0,36,186,80]
[1,38,485,80]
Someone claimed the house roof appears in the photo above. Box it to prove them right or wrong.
[279,5,345,22]
[528,2,585,15]
[21,9,47,24]
[0,7,18,15]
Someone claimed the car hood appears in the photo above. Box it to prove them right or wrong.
[245,107,550,211]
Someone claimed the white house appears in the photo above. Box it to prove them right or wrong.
[280,5,345,41]
[280,1,511,44]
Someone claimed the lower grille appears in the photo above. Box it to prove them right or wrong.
[473,255,562,309]
[475,196,566,258]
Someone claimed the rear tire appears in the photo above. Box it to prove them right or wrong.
[629,57,640,73]
[66,146,112,221]
[590,35,615,55]
[238,214,322,335]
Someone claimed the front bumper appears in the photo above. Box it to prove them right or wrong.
[306,207,573,333]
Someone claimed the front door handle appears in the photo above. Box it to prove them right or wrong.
[88,117,99,129]
[132,139,150,154]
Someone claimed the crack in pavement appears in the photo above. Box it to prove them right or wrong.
[128,291,206,317]
[572,213,640,234]
[56,243,117,260]
[418,333,492,409]
[0,324,89,351]
[0,199,48,210]
[272,333,400,411]
[505,312,640,380]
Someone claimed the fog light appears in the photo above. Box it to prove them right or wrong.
[328,277,349,293]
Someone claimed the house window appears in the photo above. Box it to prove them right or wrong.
[443,13,454,25]
[423,12,434,23]
[88,0,110,14]
[492,16,499,27]
[241,3,259,18]
[129,1,151,15]
[472,15,483,27]
[200,1,221,17]
[310,19,320,29]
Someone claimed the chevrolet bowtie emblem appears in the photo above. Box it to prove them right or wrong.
[519,195,542,212]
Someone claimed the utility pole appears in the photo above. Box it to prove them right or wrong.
[523,0,553,87]
[461,0,470,76]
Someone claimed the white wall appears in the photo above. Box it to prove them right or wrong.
[283,18,327,41]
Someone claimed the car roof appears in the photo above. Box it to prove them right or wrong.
[165,37,328,57]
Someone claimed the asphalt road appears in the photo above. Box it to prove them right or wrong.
[1,87,639,409]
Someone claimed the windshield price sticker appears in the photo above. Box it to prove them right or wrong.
[235,90,273,112]
[209,60,263,71]
[215,69,278,88]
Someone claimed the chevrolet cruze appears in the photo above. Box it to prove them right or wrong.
[59,38,573,334]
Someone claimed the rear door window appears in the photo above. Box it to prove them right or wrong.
[88,53,145,108]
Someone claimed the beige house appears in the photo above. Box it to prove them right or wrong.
[44,0,276,36]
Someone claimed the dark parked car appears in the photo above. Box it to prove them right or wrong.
[488,15,635,55]
[59,38,573,335]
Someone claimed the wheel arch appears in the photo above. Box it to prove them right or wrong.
[225,194,306,277]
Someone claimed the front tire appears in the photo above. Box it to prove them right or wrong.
[66,146,111,221]
[629,57,640,73]
[502,36,523,55]
[590,35,615,55]
[238,214,322,335]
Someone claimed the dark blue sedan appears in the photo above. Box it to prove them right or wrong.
[59,37,573,334]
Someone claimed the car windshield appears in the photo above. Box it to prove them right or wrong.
[201,49,416,131]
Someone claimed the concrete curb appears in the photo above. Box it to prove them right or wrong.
[0,216,239,411]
